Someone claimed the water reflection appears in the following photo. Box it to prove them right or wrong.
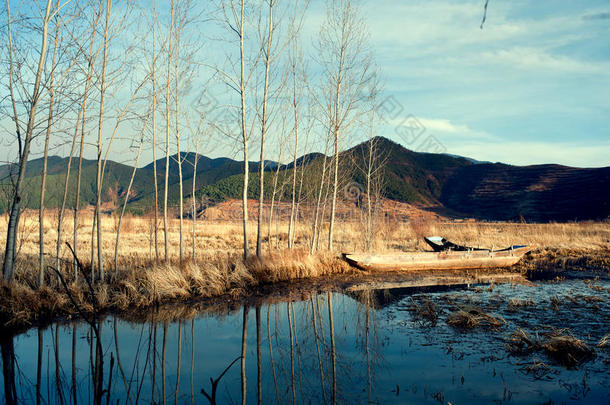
[1,281,609,404]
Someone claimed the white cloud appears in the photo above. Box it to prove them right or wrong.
[480,47,606,73]
[388,117,497,142]
[416,118,470,134]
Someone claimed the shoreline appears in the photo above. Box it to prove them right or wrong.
[1,247,608,337]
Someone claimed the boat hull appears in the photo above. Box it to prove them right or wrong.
[343,247,530,272]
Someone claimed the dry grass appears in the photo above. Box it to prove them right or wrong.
[408,296,439,325]
[542,329,595,368]
[506,327,596,368]
[446,305,506,330]
[0,209,608,330]
[506,328,538,355]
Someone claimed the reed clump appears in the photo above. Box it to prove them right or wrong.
[506,328,539,355]
[541,329,595,368]
[408,296,439,325]
[506,327,596,368]
[446,305,505,330]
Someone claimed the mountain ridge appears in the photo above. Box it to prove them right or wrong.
[1,137,608,221]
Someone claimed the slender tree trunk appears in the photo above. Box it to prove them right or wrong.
[256,306,262,405]
[311,138,331,254]
[94,0,112,282]
[163,0,175,263]
[310,297,327,404]
[56,110,81,275]
[71,324,77,405]
[39,103,52,286]
[114,132,144,270]
[239,0,250,259]
[39,7,60,286]
[151,1,160,263]
[190,319,194,404]
[241,306,248,405]
[36,329,42,405]
[327,292,337,405]
[175,320,182,405]
[292,130,309,247]
[1,337,17,404]
[2,0,54,280]
[267,143,283,253]
[191,154,198,260]
[287,55,299,250]
[162,322,167,405]
[174,22,184,265]
[287,302,296,405]
[256,0,274,258]
[328,129,339,251]
[74,20,98,276]
[266,305,280,404]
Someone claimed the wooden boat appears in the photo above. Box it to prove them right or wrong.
[424,236,489,252]
[342,245,530,272]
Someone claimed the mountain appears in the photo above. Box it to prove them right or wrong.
[440,163,610,221]
[1,137,608,221]
[0,153,270,213]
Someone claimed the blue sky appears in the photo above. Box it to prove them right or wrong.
[339,0,610,167]
[3,0,609,169]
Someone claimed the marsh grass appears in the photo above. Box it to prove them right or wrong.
[506,327,595,368]
[542,329,595,368]
[446,305,506,330]
[408,296,439,325]
[0,210,608,330]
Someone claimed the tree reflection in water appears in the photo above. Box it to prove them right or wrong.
[2,282,607,404]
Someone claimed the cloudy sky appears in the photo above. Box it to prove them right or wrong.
[3,0,609,169]
[339,0,610,167]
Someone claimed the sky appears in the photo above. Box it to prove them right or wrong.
[349,0,610,167]
[3,0,610,169]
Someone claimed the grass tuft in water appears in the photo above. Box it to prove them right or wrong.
[446,305,505,330]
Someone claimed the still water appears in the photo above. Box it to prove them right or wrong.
[1,280,609,404]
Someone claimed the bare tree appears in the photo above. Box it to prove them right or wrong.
[255,0,275,258]
[39,0,62,287]
[213,0,260,259]
[114,121,147,270]
[151,0,160,263]
[74,1,103,276]
[238,0,250,259]
[92,0,112,281]
[315,0,373,251]
[2,0,57,280]
[286,41,308,249]
[163,0,176,262]
[354,112,386,251]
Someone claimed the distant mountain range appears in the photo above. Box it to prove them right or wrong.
[1,137,608,222]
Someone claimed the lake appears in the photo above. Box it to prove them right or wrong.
[1,279,609,404]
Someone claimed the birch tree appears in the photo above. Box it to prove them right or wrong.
[163,0,175,262]
[213,0,260,259]
[38,0,62,287]
[315,0,373,251]
[93,0,112,281]
[2,0,59,280]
